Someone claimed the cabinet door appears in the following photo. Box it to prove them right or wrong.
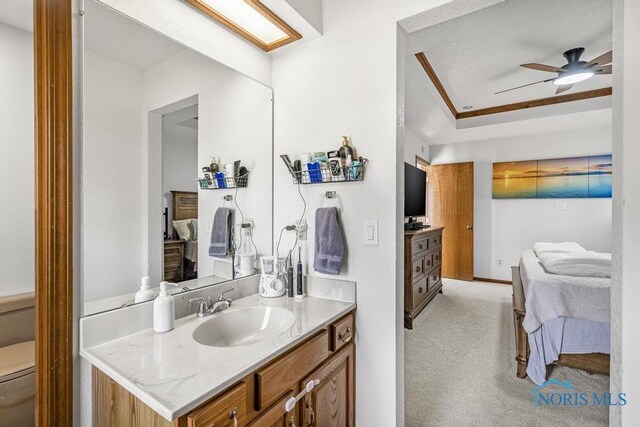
[299,344,354,427]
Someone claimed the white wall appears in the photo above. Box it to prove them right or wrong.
[271,1,453,424]
[142,49,273,282]
[162,124,198,238]
[404,126,429,164]
[430,125,612,281]
[611,0,640,424]
[0,22,34,297]
[82,51,145,303]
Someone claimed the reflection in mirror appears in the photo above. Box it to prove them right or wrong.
[0,4,36,426]
[82,0,273,316]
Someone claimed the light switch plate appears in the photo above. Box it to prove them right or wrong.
[363,220,378,246]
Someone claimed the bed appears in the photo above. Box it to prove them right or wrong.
[512,250,610,385]
[165,191,198,281]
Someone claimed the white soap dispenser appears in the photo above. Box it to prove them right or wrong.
[153,281,175,333]
[134,276,155,303]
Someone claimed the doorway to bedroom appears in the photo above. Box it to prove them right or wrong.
[161,104,199,284]
[401,0,613,425]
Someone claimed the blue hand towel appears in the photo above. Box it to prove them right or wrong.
[314,207,345,275]
[209,208,233,258]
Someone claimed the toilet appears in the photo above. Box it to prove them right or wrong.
[0,340,35,427]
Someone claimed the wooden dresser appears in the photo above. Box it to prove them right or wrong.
[404,226,444,329]
[164,240,185,282]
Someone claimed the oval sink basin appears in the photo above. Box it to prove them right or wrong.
[192,306,295,347]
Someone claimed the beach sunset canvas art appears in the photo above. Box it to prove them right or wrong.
[492,155,612,199]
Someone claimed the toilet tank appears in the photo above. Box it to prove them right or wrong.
[0,293,35,348]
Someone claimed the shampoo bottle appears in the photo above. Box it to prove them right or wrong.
[134,276,154,303]
[153,281,175,333]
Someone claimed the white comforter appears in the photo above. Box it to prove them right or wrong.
[538,251,611,278]
[520,250,610,332]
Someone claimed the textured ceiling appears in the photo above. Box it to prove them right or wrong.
[405,0,613,144]
[85,0,186,70]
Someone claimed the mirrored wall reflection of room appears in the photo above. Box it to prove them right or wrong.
[81,0,273,316]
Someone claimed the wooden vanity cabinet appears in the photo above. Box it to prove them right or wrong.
[93,311,355,427]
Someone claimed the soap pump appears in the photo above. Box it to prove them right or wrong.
[134,276,154,303]
[153,281,175,333]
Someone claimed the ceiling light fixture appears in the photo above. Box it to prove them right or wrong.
[462,105,473,110]
[553,71,595,86]
[185,0,301,52]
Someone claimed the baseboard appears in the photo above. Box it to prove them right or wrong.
[473,277,512,285]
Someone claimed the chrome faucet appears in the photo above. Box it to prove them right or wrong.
[189,289,234,318]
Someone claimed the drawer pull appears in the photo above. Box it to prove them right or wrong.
[289,415,297,426]
[339,327,352,343]
[426,259,431,266]
[305,401,315,427]
[433,276,437,281]
[418,287,423,294]
[229,407,238,427]
[418,243,423,250]
[415,266,421,273]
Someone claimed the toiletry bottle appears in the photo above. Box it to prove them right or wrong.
[338,136,354,168]
[134,276,154,303]
[153,281,175,333]
[210,157,219,173]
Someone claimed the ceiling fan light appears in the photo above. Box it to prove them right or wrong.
[553,71,595,86]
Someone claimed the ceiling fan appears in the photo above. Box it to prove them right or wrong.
[495,48,612,95]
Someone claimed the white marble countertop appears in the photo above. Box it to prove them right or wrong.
[80,293,355,420]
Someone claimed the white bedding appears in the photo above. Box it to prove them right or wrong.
[538,251,611,278]
[520,250,610,333]
[533,241,586,257]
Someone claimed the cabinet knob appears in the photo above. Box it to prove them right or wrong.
[228,407,238,427]
[418,244,423,249]
[339,327,352,343]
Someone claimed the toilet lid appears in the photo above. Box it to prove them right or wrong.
[0,341,35,382]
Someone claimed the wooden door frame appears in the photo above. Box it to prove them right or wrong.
[34,0,74,425]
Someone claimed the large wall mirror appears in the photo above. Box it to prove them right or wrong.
[82,0,273,315]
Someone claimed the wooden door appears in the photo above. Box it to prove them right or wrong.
[426,162,474,281]
[248,390,297,427]
[299,344,354,427]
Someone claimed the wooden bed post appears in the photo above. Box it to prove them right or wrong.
[511,266,529,378]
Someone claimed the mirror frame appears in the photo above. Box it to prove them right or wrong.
[34,0,74,424]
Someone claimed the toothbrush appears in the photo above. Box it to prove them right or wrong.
[295,246,305,299]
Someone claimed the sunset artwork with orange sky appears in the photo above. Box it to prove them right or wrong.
[492,155,612,199]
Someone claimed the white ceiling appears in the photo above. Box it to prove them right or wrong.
[84,0,186,70]
[0,0,33,32]
[405,0,613,144]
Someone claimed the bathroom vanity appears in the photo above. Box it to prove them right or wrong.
[81,285,356,427]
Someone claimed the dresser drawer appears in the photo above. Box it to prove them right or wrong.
[412,237,429,257]
[433,248,442,267]
[186,382,246,427]
[331,313,354,353]
[428,268,441,291]
[412,258,425,281]
[412,277,428,306]
[430,233,442,248]
[423,253,434,271]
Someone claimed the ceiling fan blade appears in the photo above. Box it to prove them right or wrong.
[495,78,553,95]
[596,64,612,74]
[586,50,612,67]
[520,63,565,73]
[555,84,573,95]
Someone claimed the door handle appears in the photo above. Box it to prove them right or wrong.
[466,225,473,230]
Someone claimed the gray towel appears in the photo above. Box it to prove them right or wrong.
[209,208,233,258]
[314,207,345,275]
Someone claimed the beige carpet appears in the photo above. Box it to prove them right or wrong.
[405,279,609,427]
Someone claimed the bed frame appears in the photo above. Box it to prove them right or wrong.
[511,265,610,379]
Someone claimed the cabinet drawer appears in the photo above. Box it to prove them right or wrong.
[423,253,434,271]
[412,277,428,306]
[412,258,425,281]
[331,313,354,352]
[412,237,429,257]
[247,391,295,427]
[186,382,246,427]
[428,268,441,290]
[256,331,329,410]
[433,248,442,267]
[430,233,442,248]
